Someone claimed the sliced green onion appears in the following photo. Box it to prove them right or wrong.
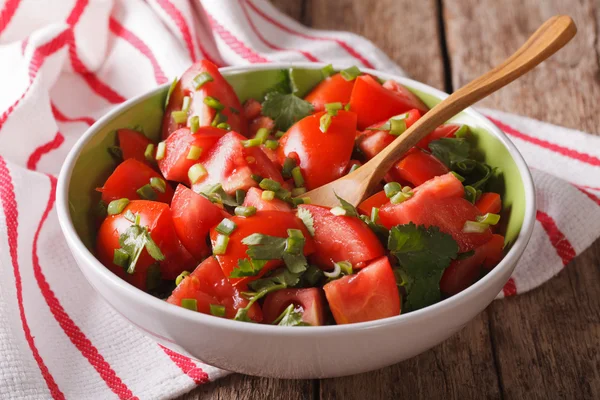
[325,102,343,113]
[235,189,246,205]
[321,64,335,78]
[402,186,413,194]
[213,234,229,255]
[210,304,226,317]
[211,111,227,127]
[390,191,412,204]
[189,115,199,133]
[255,128,270,143]
[291,197,306,206]
[188,163,207,184]
[323,262,341,278]
[371,207,379,223]
[320,113,332,133]
[300,197,311,204]
[144,143,155,161]
[265,139,279,150]
[137,184,157,200]
[150,177,166,193]
[259,178,281,192]
[464,185,477,204]
[275,188,291,202]
[344,103,351,111]
[187,145,203,160]
[384,182,402,198]
[203,96,224,111]
[251,174,263,183]
[477,213,501,225]
[181,96,191,113]
[450,171,465,182]
[216,218,237,235]
[113,248,130,268]
[389,118,407,136]
[463,220,489,233]
[165,77,178,109]
[291,167,304,188]
[454,125,469,138]
[291,187,306,197]
[348,163,360,173]
[261,190,275,201]
[340,65,361,81]
[181,298,198,311]
[193,72,213,89]
[156,141,166,160]
[175,271,190,286]
[275,130,286,139]
[108,146,123,161]
[217,122,231,130]
[285,230,305,255]
[336,260,353,275]
[241,138,262,148]
[282,157,297,179]
[107,198,129,215]
[330,206,346,216]
[234,206,257,217]
[171,110,188,124]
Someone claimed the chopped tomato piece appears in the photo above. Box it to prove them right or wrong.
[262,288,325,326]
[162,60,246,139]
[411,172,465,199]
[117,129,153,165]
[242,187,292,212]
[350,75,428,130]
[299,204,385,270]
[475,192,502,215]
[388,148,449,186]
[379,192,492,252]
[440,234,504,295]
[243,98,262,120]
[209,211,316,286]
[171,185,228,259]
[382,79,429,113]
[167,257,262,322]
[304,73,355,112]
[98,159,174,204]
[157,127,225,184]
[278,111,357,190]
[357,109,421,159]
[96,200,196,289]
[416,123,461,149]
[324,256,401,324]
[249,116,275,138]
[191,131,284,194]
[357,190,389,216]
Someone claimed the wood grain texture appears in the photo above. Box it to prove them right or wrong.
[305,0,446,90]
[445,0,600,398]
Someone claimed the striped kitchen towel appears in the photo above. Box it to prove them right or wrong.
[0,0,598,398]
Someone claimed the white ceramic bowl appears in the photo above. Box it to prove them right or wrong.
[57,63,536,378]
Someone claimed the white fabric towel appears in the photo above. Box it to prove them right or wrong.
[0,0,598,398]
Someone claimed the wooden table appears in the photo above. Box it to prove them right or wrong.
[183,1,600,398]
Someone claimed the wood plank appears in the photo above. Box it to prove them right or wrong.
[305,0,446,90]
[444,0,600,398]
[305,1,501,397]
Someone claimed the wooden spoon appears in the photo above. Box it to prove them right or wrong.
[303,15,576,208]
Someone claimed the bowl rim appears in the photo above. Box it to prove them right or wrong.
[57,62,536,335]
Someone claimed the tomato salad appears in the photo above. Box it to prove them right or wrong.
[95,61,504,326]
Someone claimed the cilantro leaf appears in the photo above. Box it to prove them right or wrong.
[118,219,164,275]
[388,223,458,312]
[197,183,239,207]
[282,252,308,274]
[261,91,314,131]
[297,207,315,237]
[359,215,389,244]
[229,259,268,278]
[335,194,358,217]
[273,303,309,326]
[240,232,308,274]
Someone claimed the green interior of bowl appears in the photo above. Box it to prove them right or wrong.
[68,67,525,254]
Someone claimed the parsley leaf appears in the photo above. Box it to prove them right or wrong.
[297,207,315,237]
[261,92,314,131]
[273,303,309,326]
[388,223,458,312]
[335,194,359,217]
[118,218,165,275]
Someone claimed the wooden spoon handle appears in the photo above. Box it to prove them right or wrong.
[368,15,576,184]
